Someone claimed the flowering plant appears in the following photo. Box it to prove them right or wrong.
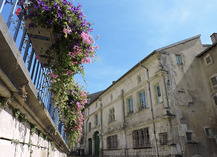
[17,0,99,147]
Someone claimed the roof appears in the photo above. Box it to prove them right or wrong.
[86,34,201,106]
[156,34,201,52]
[86,90,104,106]
[197,42,217,57]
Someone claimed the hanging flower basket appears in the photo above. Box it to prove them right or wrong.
[25,20,56,65]
[17,0,99,147]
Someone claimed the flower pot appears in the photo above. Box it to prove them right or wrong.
[25,20,56,65]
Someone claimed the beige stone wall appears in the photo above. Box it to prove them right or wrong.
[0,107,67,157]
[82,36,217,157]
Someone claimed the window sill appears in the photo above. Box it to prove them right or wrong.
[133,145,152,149]
[138,107,149,112]
[126,112,135,117]
[187,141,198,144]
[155,101,164,105]
[108,120,116,124]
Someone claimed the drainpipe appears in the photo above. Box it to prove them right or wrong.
[100,101,104,157]
[140,62,159,157]
[163,75,170,109]
[121,89,128,156]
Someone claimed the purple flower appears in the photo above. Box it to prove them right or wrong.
[28,22,35,28]
[44,5,50,11]
[68,2,72,7]
[62,0,67,5]
[88,27,93,32]
[33,4,40,9]
[57,13,62,19]
[78,3,82,7]
[47,19,53,25]
[37,1,41,5]
[18,0,24,6]
[55,34,60,39]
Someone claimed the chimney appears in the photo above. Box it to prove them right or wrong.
[210,33,217,44]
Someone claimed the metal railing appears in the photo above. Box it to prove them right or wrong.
[0,0,66,141]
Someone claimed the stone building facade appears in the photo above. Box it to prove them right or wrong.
[77,34,217,157]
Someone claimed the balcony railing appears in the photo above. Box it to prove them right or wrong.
[0,0,66,141]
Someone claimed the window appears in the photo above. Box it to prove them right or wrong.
[210,75,217,87]
[139,91,147,110]
[205,128,212,137]
[137,75,141,84]
[109,108,115,122]
[204,55,213,66]
[110,94,113,101]
[175,54,182,65]
[155,84,162,103]
[186,132,192,142]
[89,122,91,132]
[159,132,168,145]
[128,97,134,114]
[95,114,98,126]
[214,95,217,105]
[132,128,150,148]
[96,102,98,108]
[107,135,118,150]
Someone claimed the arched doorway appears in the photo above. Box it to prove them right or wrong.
[88,138,92,155]
[94,131,100,156]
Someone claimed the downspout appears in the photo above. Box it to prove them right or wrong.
[85,117,89,155]
[121,89,128,156]
[140,62,159,157]
[163,75,170,108]
[100,101,104,157]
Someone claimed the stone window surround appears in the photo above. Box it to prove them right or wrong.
[210,73,217,88]
[138,90,147,110]
[175,53,183,65]
[155,84,162,103]
[127,96,134,115]
[132,128,151,148]
[106,135,118,150]
[204,54,213,66]
[109,107,115,123]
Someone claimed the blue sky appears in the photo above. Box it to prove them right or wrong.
[2,0,217,94]
[75,0,217,94]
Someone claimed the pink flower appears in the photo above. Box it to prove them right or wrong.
[35,54,40,60]
[63,27,72,34]
[66,70,72,75]
[97,34,100,39]
[50,71,58,79]
[95,45,99,50]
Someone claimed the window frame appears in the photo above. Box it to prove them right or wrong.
[137,75,142,84]
[210,74,217,87]
[204,128,212,137]
[132,128,151,148]
[159,132,168,145]
[88,122,91,132]
[138,90,147,110]
[175,54,183,65]
[204,54,213,66]
[155,84,162,103]
[186,132,192,143]
[109,108,115,122]
[95,114,98,126]
[127,97,134,115]
[214,94,217,106]
[107,135,118,150]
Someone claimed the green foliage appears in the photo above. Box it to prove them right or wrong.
[30,123,37,135]
[13,109,27,122]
